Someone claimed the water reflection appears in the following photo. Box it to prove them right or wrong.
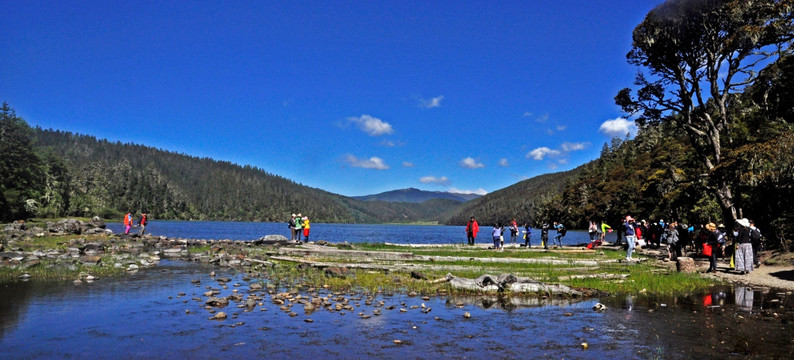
[0,261,792,359]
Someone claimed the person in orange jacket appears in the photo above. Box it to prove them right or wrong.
[123,211,133,234]
[465,216,479,246]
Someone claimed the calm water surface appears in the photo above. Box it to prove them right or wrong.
[1,260,792,359]
[107,220,599,245]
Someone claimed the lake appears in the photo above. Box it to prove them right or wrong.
[107,220,599,246]
[1,260,792,359]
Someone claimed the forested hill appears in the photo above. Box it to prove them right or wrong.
[27,128,461,223]
[441,168,584,226]
[353,188,480,203]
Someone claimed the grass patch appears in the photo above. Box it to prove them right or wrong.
[0,257,126,283]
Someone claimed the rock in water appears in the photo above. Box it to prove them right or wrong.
[463,312,471,319]
[209,312,227,320]
[592,303,607,312]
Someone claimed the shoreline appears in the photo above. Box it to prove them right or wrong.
[2,218,793,295]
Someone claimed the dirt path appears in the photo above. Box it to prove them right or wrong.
[706,264,794,291]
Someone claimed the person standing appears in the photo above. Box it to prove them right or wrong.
[624,216,636,261]
[294,213,303,242]
[302,216,310,242]
[704,223,719,272]
[491,223,502,250]
[541,222,550,249]
[734,218,753,274]
[123,211,133,234]
[138,212,148,235]
[665,222,679,260]
[465,216,479,246]
[588,220,598,242]
[615,219,626,246]
[288,214,297,241]
[509,218,519,245]
[523,223,532,248]
[600,221,612,242]
[749,219,762,267]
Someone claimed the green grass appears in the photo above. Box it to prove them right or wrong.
[0,256,126,283]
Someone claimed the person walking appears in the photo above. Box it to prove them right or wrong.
[704,223,719,272]
[553,222,566,247]
[749,220,762,267]
[523,223,532,248]
[288,214,297,241]
[465,216,479,246]
[734,218,753,274]
[123,211,133,234]
[138,212,148,235]
[624,216,636,261]
[294,213,303,242]
[302,216,310,242]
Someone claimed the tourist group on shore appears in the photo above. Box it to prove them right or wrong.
[465,216,568,251]
[465,214,763,275]
[288,213,311,242]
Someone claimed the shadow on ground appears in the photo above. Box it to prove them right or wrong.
[769,270,794,282]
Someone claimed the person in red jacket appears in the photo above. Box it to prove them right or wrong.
[465,216,479,246]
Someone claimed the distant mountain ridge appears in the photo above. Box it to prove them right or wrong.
[353,188,481,203]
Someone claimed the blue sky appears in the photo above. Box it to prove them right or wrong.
[1,0,657,196]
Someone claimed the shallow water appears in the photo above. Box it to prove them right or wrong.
[107,220,598,246]
[2,260,792,359]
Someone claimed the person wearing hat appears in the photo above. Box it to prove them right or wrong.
[294,213,303,242]
[734,218,753,274]
[302,216,310,242]
[624,216,637,261]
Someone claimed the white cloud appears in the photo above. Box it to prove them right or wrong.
[419,176,449,185]
[402,161,415,168]
[419,95,444,109]
[450,187,488,195]
[347,114,394,136]
[536,113,549,123]
[498,158,509,167]
[459,157,484,169]
[344,155,389,170]
[556,125,567,131]
[523,112,533,117]
[561,142,588,152]
[526,147,561,160]
[599,117,637,137]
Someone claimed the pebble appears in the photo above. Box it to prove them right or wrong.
[393,340,402,345]
[304,318,313,323]
[463,312,471,319]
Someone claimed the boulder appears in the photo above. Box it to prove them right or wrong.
[676,257,696,273]
[206,297,230,307]
[89,216,106,229]
[252,235,289,246]
[80,255,102,266]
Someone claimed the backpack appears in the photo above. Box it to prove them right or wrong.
[750,228,762,242]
